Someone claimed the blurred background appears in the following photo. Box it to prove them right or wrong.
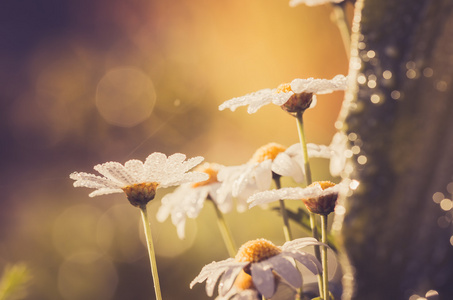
[0,0,350,299]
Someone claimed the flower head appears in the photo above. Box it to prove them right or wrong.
[217,142,332,209]
[248,181,345,215]
[70,152,209,207]
[289,0,344,7]
[156,162,234,239]
[301,181,339,215]
[219,75,347,114]
[190,238,323,299]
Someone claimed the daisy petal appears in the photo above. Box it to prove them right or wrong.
[283,251,322,275]
[267,255,302,289]
[291,75,347,94]
[124,159,145,180]
[88,188,123,197]
[94,162,136,185]
[272,152,304,183]
[251,262,275,298]
[282,237,325,251]
[219,265,246,296]
[190,259,237,288]
[70,172,121,189]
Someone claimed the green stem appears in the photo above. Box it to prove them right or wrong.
[295,112,323,298]
[332,3,351,59]
[310,212,324,299]
[321,215,330,300]
[212,201,237,257]
[274,177,293,242]
[295,112,312,185]
[139,205,162,300]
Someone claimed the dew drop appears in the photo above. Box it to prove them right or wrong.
[391,90,401,100]
[349,180,360,190]
[450,236,453,246]
[357,74,367,84]
[440,199,453,211]
[366,50,376,58]
[423,67,433,77]
[406,61,416,69]
[383,70,392,79]
[347,133,358,141]
[334,121,343,130]
[433,192,445,203]
[406,69,417,79]
[357,155,367,165]
[367,80,377,88]
[358,42,366,50]
[436,81,447,92]
[447,182,453,194]
[370,94,381,104]
[368,74,377,81]
[344,150,353,158]
[351,145,361,154]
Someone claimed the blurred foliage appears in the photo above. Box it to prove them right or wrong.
[0,263,32,300]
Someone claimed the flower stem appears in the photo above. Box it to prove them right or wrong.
[274,177,293,242]
[295,112,312,185]
[321,214,330,300]
[332,3,351,59]
[211,201,237,257]
[139,205,162,300]
[295,111,323,298]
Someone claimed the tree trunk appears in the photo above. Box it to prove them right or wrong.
[335,0,453,299]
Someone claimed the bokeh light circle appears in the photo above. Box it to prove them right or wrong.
[52,204,105,258]
[96,67,156,127]
[97,204,146,262]
[58,251,118,300]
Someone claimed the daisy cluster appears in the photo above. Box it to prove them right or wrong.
[69,1,354,299]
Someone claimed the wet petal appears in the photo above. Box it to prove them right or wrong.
[281,237,325,251]
[272,152,304,183]
[88,188,123,197]
[70,172,120,189]
[267,255,302,289]
[219,265,245,296]
[94,162,136,185]
[251,262,275,298]
[283,251,322,275]
[124,159,145,180]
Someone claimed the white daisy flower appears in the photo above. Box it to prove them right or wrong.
[70,152,209,207]
[219,75,347,114]
[190,238,323,299]
[289,0,344,7]
[217,143,331,209]
[248,181,347,215]
[156,163,234,239]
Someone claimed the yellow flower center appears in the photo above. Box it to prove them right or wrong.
[310,181,336,190]
[235,239,282,263]
[122,182,159,207]
[276,82,293,94]
[191,162,221,188]
[250,143,287,163]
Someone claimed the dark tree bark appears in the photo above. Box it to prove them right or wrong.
[335,0,453,299]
